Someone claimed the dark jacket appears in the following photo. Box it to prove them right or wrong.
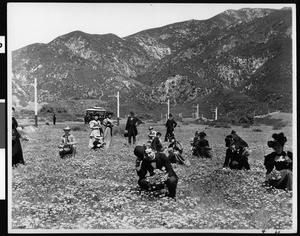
[223,148,250,170]
[165,119,177,133]
[125,117,141,136]
[137,153,178,180]
[12,117,25,166]
[264,151,292,174]
[151,137,163,152]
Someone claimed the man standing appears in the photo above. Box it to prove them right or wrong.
[165,114,177,142]
[53,113,56,125]
[125,111,141,145]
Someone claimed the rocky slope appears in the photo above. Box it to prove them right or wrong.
[12,7,293,118]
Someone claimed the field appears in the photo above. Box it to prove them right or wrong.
[11,120,294,232]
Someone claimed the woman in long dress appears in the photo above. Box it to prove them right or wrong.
[12,107,25,167]
[88,114,103,149]
[103,112,114,149]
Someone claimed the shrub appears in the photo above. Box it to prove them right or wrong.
[252,128,263,132]
[272,123,285,130]
[71,126,83,131]
[242,124,251,128]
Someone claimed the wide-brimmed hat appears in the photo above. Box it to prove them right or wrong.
[156,132,162,136]
[63,126,71,131]
[268,132,287,148]
[149,127,153,130]
[199,131,206,137]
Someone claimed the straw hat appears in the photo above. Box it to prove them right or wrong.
[63,126,71,131]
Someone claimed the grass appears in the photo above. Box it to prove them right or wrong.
[11,122,294,231]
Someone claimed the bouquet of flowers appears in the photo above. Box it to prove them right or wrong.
[270,169,282,180]
[145,168,168,190]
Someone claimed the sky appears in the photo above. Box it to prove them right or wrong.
[7,3,291,51]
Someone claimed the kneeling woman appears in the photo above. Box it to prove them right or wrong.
[223,134,250,170]
[264,132,292,191]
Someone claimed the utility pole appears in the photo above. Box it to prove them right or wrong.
[215,107,218,120]
[192,104,199,119]
[108,91,120,125]
[24,77,38,127]
[163,99,170,121]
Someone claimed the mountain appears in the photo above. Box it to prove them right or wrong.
[12,7,293,119]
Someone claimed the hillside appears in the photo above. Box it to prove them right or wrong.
[11,7,293,119]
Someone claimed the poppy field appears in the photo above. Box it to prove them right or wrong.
[11,121,295,232]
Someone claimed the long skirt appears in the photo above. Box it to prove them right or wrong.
[269,169,292,191]
[103,127,112,150]
[12,138,25,166]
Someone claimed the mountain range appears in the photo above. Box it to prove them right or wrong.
[12,7,293,119]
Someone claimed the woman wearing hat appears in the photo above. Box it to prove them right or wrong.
[12,107,25,167]
[223,133,250,170]
[264,132,292,191]
[88,114,103,149]
[58,126,77,158]
[148,126,157,142]
[103,112,114,149]
[92,135,105,150]
[195,131,212,158]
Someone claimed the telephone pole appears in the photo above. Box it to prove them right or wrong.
[192,104,199,119]
[108,91,120,125]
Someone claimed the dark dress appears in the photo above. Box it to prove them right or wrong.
[223,148,250,170]
[137,153,179,198]
[165,119,177,142]
[151,137,163,152]
[125,117,141,144]
[168,141,185,164]
[12,117,25,167]
[195,139,212,158]
[264,151,292,190]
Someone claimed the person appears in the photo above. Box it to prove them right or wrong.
[151,132,164,152]
[195,131,212,158]
[223,134,250,170]
[88,114,103,149]
[92,135,105,150]
[103,112,114,149]
[148,127,157,142]
[264,132,292,191]
[125,111,142,145]
[12,107,25,167]
[165,114,177,142]
[136,147,179,198]
[58,126,77,158]
[190,131,199,156]
[53,113,56,125]
[84,112,89,124]
[167,137,185,164]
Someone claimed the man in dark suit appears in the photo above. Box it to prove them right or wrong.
[151,132,163,152]
[125,111,141,145]
[165,114,177,142]
[136,147,179,198]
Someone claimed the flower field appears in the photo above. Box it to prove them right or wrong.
[11,122,294,232]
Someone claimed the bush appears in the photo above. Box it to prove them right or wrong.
[252,128,263,132]
[242,124,251,128]
[272,123,285,130]
[71,126,85,131]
